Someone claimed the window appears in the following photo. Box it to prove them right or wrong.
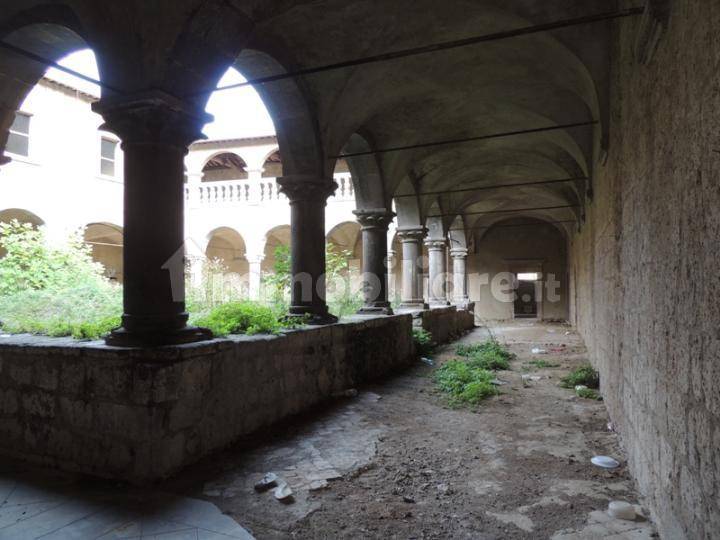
[100,138,117,176]
[6,112,30,157]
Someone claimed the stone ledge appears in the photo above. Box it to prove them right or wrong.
[0,314,414,483]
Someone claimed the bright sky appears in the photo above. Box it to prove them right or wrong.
[46,49,276,139]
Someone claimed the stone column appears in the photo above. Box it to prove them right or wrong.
[354,209,395,315]
[450,247,469,306]
[92,91,213,346]
[387,248,397,301]
[397,227,427,309]
[425,238,450,307]
[247,254,264,300]
[277,176,338,324]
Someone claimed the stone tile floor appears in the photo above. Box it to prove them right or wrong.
[0,466,254,539]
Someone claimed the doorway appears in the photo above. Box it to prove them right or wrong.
[514,272,539,318]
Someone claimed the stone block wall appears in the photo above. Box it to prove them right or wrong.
[0,314,413,483]
[569,2,720,537]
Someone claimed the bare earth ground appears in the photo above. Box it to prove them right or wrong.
[166,321,659,539]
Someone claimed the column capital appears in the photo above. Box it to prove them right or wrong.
[92,90,212,150]
[450,247,469,258]
[424,238,447,251]
[353,208,395,230]
[277,175,337,202]
[397,226,427,242]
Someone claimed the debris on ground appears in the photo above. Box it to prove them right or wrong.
[608,501,637,520]
[531,348,547,354]
[254,473,279,492]
[274,481,294,503]
[591,455,620,469]
[420,357,434,366]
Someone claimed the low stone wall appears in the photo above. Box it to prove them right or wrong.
[0,314,413,483]
[417,305,475,345]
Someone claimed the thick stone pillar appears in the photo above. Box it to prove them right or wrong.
[92,91,213,346]
[277,176,338,324]
[425,238,450,307]
[354,209,395,315]
[450,247,469,306]
[397,227,427,309]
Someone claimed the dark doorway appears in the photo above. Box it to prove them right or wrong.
[514,274,538,318]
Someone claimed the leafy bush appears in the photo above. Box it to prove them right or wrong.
[435,360,497,406]
[412,327,434,357]
[263,243,363,318]
[456,339,512,370]
[575,386,601,400]
[192,301,285,336]
[560,365,600,389]
[0,222,122,340]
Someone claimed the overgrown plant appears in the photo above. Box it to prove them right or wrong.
[455,339,513,370]
[0,221,122,339]
[435,360,497,406]
[192,301,285,336]
[262,243,363,317]
[412,327,435,357]
[559,365,600,389]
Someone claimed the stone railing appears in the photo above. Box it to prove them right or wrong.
[185,174,355,207]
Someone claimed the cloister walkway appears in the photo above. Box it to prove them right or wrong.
[0,322,656,539]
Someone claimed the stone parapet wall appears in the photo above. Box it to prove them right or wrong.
[0,314,413,483]
[416,305,475,345]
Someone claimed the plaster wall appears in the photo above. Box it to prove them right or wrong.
[569,3,720,537]
[468,219,569,321]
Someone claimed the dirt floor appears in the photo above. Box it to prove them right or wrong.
[165,321,659,539]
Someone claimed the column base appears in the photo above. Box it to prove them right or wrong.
[429,300,452,308]
[105,325,213,348]
[287,306,339,325]
[452,297,471,309]
[357,303,394,316]
[399,301,429,310]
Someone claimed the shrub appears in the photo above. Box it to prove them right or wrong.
[435,360,497,406]
[0,222,122,340]
[192,301,284,336]
[456,339,512,370]
[560,365,600,389]
[412,328,434,356]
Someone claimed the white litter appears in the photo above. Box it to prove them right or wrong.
[420,357,434,366]
[608,501,636,520]
[531,348,547,354]
[591,455,620,469]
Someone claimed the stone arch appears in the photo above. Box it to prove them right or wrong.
[393,177,423,229]
[0,208,45,258]
[205,227,248,276]
[0,12,100,159]
[340,133,388,210]
[231,48,326,179]
[262,224,291,275]
[201,152,248,182]
[0,208,44,227]
[83,223,123,282]
[326,221,363,270]
[448,215,467,251]
[261,148,282,179]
